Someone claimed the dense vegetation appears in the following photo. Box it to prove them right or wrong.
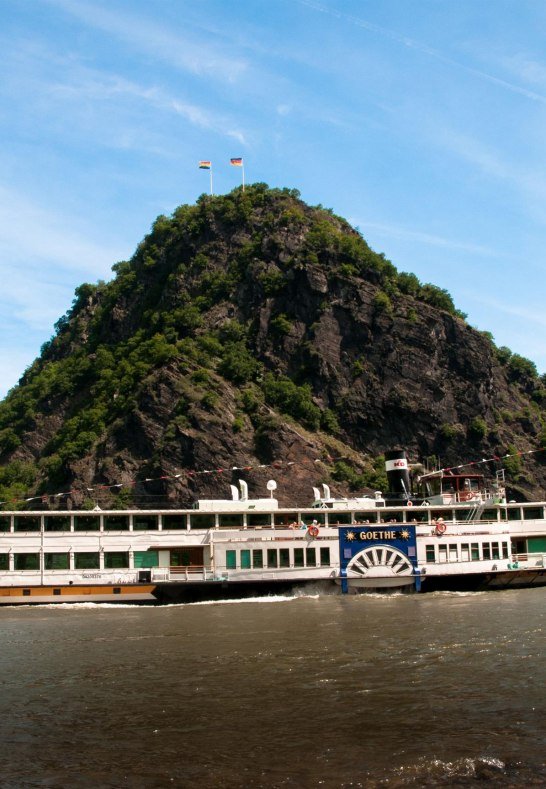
[1,184,545,507]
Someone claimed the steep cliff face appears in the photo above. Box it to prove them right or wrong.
[1,184,545,508]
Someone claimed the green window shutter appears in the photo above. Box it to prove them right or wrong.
[134,551,159,568]
[241,550,251,569]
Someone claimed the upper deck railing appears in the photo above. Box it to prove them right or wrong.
[0,501,545,532]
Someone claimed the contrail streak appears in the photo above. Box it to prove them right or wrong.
[300,0,546,105]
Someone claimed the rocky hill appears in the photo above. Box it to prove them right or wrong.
[1,184,545,508]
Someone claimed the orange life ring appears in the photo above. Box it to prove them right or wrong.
[308,525,319,538]
[435,521,447,535]
[406,500,413,507]
[459,491,475,502]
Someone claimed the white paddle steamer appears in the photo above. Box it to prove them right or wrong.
[1,451,545,603]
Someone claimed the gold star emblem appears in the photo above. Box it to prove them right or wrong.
[398,529,411,540]
[346,530,356,541]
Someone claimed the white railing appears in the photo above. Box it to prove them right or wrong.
[510,553,546,568]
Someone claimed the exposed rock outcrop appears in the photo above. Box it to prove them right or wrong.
[1,184,544,508]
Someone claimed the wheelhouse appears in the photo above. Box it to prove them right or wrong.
[418,471,486,503]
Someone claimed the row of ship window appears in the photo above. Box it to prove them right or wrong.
[225,547,331,570]
[0,506,543,532]
[424,541,510,563]
[0,546,332,572]
[0,551,158,571]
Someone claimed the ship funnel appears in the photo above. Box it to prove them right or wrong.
[313,487,321,501]
[385,450,411,495]
[322,483,331,500]
[239,479,248,501]
[230,484,240,501]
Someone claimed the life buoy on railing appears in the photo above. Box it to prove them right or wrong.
[406,500,413,507]
[459,491,476,502]
[307,525,320,538]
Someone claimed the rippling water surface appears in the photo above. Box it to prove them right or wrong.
[0,588,544,788]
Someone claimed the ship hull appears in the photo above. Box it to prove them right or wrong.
[1,569,545,605]
[419,568,546,593]
[0,584,156,605]
[152,578,333,604]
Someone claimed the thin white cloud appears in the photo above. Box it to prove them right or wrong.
[44,0,248,82]
[0,185,128,395]
[0,348,40,399]
[277,104,292,116]
[48,70,247,143]
[463,293,546,331]
[0,183,130,335]
[435,128,546,217]
[0,185,125,276]
[437,130,510,181]
[354,219,494,257]
[0,35,247,149]
[0,184,131,394]
[459,292,546,371]
[300,0,546,105]
[0,270,72,331]
[500,55,546,87]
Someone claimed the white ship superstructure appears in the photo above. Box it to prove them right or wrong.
[0,464,545,603]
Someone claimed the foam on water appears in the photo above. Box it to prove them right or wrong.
[6,601,147,610]
[427,590,489,597]
[390,755,508,785]
[184,592,320,606]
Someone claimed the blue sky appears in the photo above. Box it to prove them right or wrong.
[1,0,545,399]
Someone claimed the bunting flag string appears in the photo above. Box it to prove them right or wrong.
[434,445,546,475]
[0,457,330,508]
[1,445,545,509]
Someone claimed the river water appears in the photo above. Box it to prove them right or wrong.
[0,588,544,788]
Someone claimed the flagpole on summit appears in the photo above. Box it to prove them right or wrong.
[199,161,213,195]
[230,158,245,192]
